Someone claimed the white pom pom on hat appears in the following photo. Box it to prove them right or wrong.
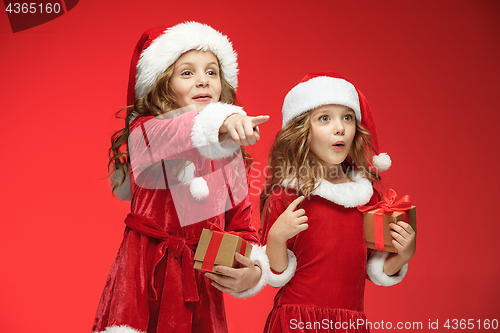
[177,162,210,201]
[372,153,392,173]
[188,177,210,201]
[282,72,391,172]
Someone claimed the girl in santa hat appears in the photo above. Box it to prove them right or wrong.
[92,22,272,333]
[260,72,416,332]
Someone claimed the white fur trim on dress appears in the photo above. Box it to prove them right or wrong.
[367,250,408,286]
[93,325,145,333]
[136,22,238,99]
[263,246,298,288]
[191,102,245,159]
[111,166,132,201]
[372,153,392,172]
[312,171,373,207]
[282,76,361,128]
[283,170,373,208]
[231,245,270,299]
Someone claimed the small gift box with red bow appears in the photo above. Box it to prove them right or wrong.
[358,189,417,253]
[194,228,253,276]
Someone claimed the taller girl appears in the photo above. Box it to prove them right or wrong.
[261,72,416,332]
[93,22,270,333]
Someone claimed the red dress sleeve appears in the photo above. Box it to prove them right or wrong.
[224,192,260,245]
[129,112,201,164]
[261,191,285,244]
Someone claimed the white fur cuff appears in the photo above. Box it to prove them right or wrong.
[93,325,145,333]
[191,102,246,159]
[367,250,408,286]
[264,246,297,288]
[231,245,269,299]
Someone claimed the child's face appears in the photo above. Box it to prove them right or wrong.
[169,50,222,110]
[309,104,356,168]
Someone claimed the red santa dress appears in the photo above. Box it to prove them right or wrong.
[262,172,408,333]
[92,103,269,333]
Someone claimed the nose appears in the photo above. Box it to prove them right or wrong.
[195,73,209,87]
[332,118,345,136]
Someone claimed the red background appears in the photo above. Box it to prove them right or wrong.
[1,1,499,332]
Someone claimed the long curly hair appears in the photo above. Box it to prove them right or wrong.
[259,110,380,231]
[108,58,251,195]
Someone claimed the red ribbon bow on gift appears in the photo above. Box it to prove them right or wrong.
[358,189,412,251]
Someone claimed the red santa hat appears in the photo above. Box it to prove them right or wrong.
[281,72,391,172]
[127,21,238,106]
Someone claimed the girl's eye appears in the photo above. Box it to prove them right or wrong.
[180,71,192,76]
[207,70,218,76]
[319,115,330,122]
[344,114,354,121]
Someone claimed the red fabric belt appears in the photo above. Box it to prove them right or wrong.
[125,212,200,303]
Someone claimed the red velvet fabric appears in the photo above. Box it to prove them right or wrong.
[265,306,369,333]
[262,189,379,333]
[92,114,260,333]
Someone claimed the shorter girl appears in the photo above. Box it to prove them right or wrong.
[261,72,416,332]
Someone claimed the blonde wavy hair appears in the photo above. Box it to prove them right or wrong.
[259,110,380,229]
[108,60,251,194]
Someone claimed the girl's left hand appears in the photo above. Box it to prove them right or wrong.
[204,252,261,293]
[390,221,416,262]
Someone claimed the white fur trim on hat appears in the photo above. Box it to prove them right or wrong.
[136,22,238,99]
[263,246,298,288]
[93,325,145,333]
[282,76,361,128]
[231,245,270,298]
[367,250,408,286]
[191,102,245,159]
[372,153,392,172]
[111,166,132,201]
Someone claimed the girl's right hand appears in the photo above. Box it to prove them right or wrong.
[220,114,270,146]
[268,196,308,243]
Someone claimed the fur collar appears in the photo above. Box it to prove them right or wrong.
[284,170,373,208]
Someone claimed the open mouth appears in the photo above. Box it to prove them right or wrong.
[192,94,212,101]
[332,141,345,149]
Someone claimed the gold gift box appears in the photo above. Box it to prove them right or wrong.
[363,206,417,253]
[194,228,253,276]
